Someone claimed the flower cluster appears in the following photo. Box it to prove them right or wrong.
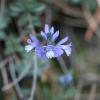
[25,24,72,58]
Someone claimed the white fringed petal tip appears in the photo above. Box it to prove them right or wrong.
[25,45,34,52]
[46,51,55,58]
[61,43,72,56]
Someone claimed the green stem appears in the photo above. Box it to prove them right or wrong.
[28,53,38,100]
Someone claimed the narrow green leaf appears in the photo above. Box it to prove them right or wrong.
[9,2,24,16]
[0,16,10,29]
[0,31,6,40]
[31,3,45,12]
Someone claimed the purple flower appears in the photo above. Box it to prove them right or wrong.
[41,24,59,43]
[59,73,73,85]
[25,34,40,52]
[25,24,72,58]
[35,45,64,58]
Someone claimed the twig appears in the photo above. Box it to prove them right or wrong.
[44,0,84,18]
[0,0,5,16]
[9,58,23,99]
[83,7,100,41]
[74,80,83,100]
[57,57,68,73]
[45,7,52,25]
[56,15,87,28]
[0,56,12,70]
[0,56,11,90]
[2,60,33,91]
[27,14,38,100]
[28,14,36,35]
[88,84,97,100]
[0,58,10,100]
[1,66,10,100]
[1,66,9,87]
[97,0,100,7]
[28,53,38,100]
